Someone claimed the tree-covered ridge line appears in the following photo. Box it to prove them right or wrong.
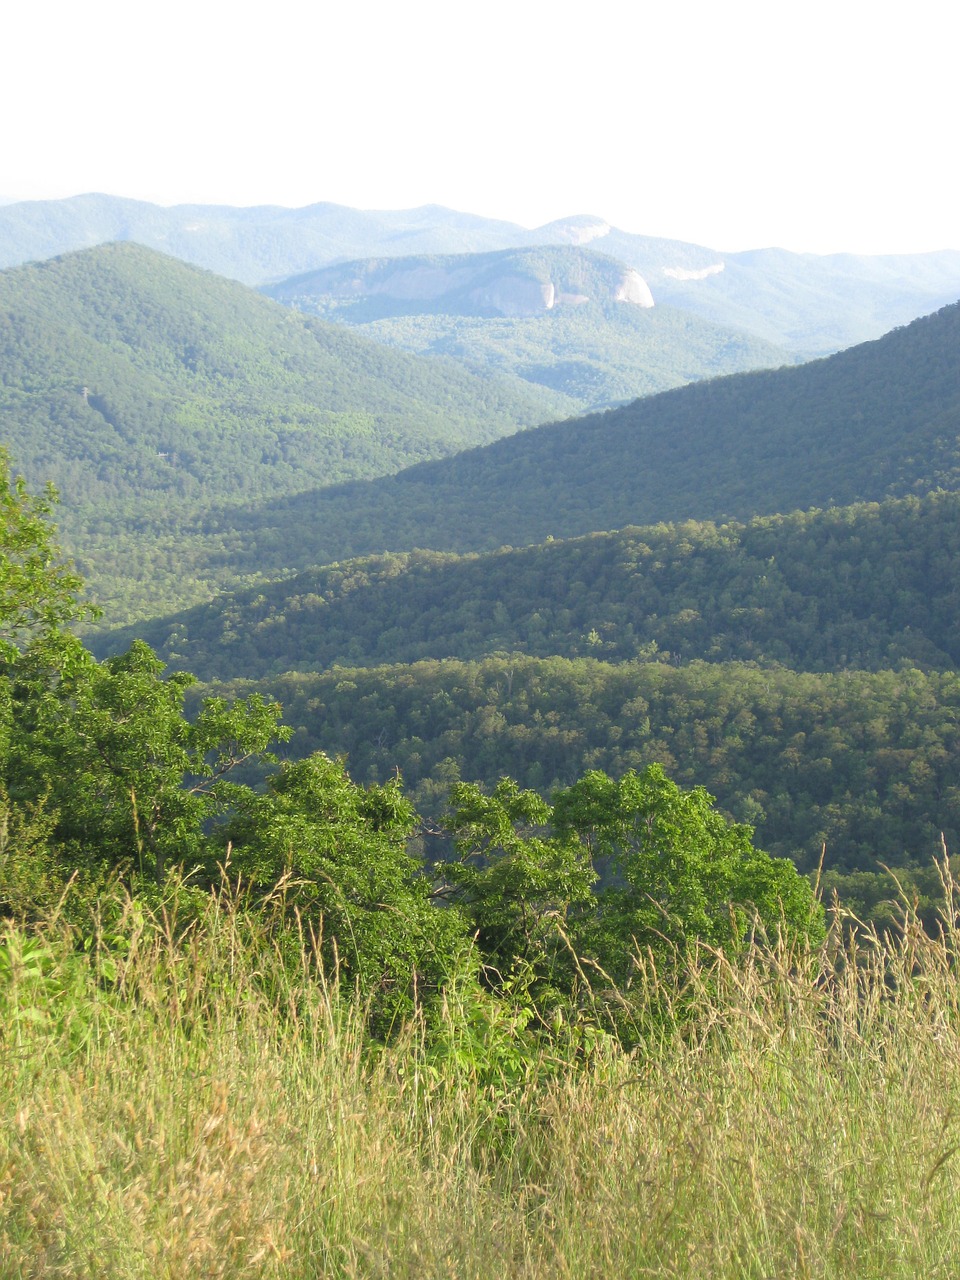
[83,292,960,627]
[264,244,798,411]
[207,655,960,877]
[0,240,571,545]
[97,490,960,681]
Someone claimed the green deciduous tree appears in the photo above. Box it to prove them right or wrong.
[0,448,92,658]
[224,753,467,1023]
[552,764,824,982]
[442,777,595,996]
[6,635,288,885]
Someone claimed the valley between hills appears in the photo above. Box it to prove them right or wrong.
[4,195,960,921]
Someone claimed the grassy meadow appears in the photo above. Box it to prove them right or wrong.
[4,866,960,1279]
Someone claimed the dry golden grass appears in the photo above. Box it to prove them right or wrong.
[4,869,960,1277]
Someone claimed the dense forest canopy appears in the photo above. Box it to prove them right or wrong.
[97,491,960,682]
[208,655,960,878]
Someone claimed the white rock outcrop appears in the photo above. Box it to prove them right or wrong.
[614,269,655,307]
[551,219,612,246]
[662,263,725,282]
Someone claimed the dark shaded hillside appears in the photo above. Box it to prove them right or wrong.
[99,492,960,681]
[100,297,960,608]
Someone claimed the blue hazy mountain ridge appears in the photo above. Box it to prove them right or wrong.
[0,194,544,286]
[263,245,799,408]
[2,194,960,352]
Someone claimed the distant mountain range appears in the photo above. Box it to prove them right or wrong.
[266,245,657,316]
[2,194,960,352]
[265,246,798,408]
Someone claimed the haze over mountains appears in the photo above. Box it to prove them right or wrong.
[4,193,960,352]
[266,246,797,408]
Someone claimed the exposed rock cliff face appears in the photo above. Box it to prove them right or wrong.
[614,269,655,307]
[272,246,655,318]
[467,268,652,315]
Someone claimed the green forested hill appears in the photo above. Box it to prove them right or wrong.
[97,491,960,681]
[339,303,794,408]
[0,241,570,507]
[265,245,797,409]
[0,242,578,614]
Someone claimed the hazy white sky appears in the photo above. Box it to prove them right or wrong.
[3,0,957,255]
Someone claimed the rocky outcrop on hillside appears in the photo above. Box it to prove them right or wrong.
[270,246,655,317]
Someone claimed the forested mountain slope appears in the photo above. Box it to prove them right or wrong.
[99,492,960,681]
[209,656,960,876]
[106,296,960,613]
[0,241,573,598]
[265,246,798,408]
